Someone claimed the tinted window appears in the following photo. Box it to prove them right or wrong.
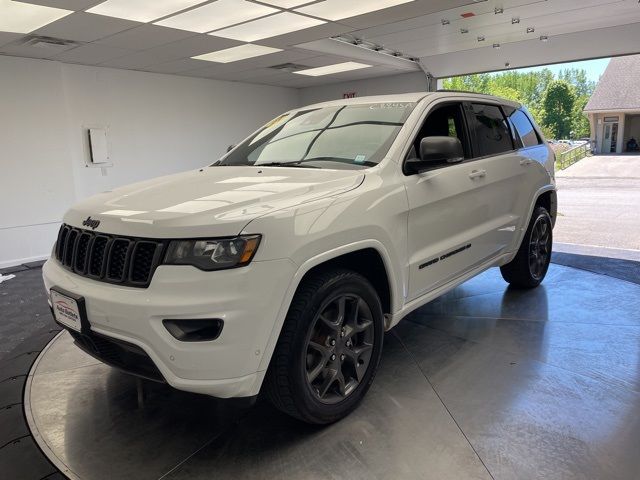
[468,103,513,157]
[509,109,541,148]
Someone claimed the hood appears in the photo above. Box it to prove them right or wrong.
[64,166,364,238]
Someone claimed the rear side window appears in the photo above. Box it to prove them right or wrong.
[467,103,513,157]
[509,109,541,148]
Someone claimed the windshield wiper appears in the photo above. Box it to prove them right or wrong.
[300,156,377,167]
[255,162,320,168]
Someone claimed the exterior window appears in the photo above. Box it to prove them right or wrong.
[510,109,541,148]
[408,103,470,160]
[468,104,513,157]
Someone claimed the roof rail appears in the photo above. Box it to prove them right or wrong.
[436,89,497,97]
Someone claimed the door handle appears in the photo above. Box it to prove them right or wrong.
[468,169,486,179]
[519,159,533,166]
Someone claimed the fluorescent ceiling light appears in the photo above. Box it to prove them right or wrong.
[212,12,325,42]
[155,0,277,33]
[192,44,283,63]
[295,0,413,21]
[294,61,371,76]
[259,0,313,7]
[0,0,71,34]
[88,0,205,22]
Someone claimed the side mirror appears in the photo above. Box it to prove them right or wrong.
[405,136,464,174]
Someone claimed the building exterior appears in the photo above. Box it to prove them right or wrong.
[584,55,640,154]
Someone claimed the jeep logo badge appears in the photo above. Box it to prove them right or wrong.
[82,216,100,230]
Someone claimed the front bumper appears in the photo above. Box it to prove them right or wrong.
[42,257,296,397]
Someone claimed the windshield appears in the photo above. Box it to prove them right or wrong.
[218,102,416,169]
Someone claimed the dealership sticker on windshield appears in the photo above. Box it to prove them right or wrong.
[354,154,367,164]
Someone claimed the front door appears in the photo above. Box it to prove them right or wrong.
[404,101,520,301]
[603,122,618,153]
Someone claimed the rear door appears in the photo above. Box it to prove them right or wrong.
[462,102,526,260]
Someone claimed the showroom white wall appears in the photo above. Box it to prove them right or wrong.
[0,55,299,268]
[299,71,430,104]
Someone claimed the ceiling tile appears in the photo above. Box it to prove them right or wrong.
[96,24,195,50]
[211,12,326,42]
[0,32,23,48]
[206,67,292,81]
[154,0,278,34]
[140,34,242,62]
[190,48,318,74]
[97,49,172,69]
[13,0,103,10]
[0,39,76,59]
[259,0,311,8]
[87,0,206,23]
[336,0,468,29]
[258,21,352,48]
[51,43,132,64]
[34,12,140,42]
[141,57,205,74]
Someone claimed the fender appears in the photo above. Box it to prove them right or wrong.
[256,239,401,373]
[503,184,557,265]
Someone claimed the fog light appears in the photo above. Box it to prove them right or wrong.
[163,319,223,342]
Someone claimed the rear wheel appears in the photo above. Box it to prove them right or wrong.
[264,269,384,424]
[501,206,552,288]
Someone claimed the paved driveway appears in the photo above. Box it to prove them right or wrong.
[554,155,640,252]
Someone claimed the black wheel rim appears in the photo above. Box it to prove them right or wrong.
[304,294,375,404]
[528,215,551,280]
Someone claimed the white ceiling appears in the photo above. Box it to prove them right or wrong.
[1,0,640,88]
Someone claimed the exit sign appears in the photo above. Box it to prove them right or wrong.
[343,92,356,99]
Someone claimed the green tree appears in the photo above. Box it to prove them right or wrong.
[541,80,576,139]
[572,95,591,138]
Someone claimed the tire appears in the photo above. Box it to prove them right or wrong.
[264,268,384,424]
[500,206,553,288]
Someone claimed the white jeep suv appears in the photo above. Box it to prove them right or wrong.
[43,91,556,424]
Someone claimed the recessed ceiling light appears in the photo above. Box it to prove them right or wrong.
[526,26,535,33]
[0,0,71,34]
[493,43,501,48]
[540,35,549,42]
[441,19,450,25]
[494,7,504,14]
[477,35,485,42]
[88,0,204,22]
[192,44,283,63]
[259,0,311,7]
[295,0,414,21]
[155,0,277,33]
[460,28,469,34]
[511,17,520,24]
[293,61,371,76]
[211,12,325,42]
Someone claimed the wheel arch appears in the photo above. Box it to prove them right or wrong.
[534,188,557,227]
[257,240,398,373]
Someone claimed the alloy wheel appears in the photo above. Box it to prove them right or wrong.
[304,294,375,404]
[528,215,551,280]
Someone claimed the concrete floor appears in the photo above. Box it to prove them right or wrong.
[555,155,640,251]
[24,264,640,480]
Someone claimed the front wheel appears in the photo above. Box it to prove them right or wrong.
[264,269,384,424]
[501,206,553,288]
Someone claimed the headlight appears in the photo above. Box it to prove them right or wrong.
[164,235,261,271]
